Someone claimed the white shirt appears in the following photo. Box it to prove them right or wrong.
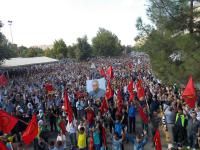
[66,121,76,133]
[57,134,66,142]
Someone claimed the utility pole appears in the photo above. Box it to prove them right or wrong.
[8,20,13,43]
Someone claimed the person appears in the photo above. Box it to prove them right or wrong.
[108,104,116,133]
[111,132,124,150]
[55,141,65,150]
[127,130,148,150]
[173,106,187,148]
[76,99,85,120]
[150,111,161,146]
[187,111,200,149]
[114,116,123,139]
[92,124,101,150]
[49,141,56,150]
[77,127,87,150]
[128,102,136,133]
[37,137,49,150]
[85,105,95,128]
[163,104,175,144]
[89,80,105,100]
[48,107,58,132]
[56,130,67,149]
[121,108,128,129]
[66,119,77,150]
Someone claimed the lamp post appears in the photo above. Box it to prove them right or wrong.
[8,20,13,44]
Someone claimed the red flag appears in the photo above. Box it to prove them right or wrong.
[102,126,107,147]
[64,90,73,123]
[100,98,109,115]
[182,76,197,108]
[99,67,106,78]
[0,74,8,86]
[0,110,18,134]
[89,134,94,150]
[117,89,123,113]
[154,129,162,150]
[106,66,114,79]
[138,105,149,124]
[0,141,8,150]
[105,81,114,100]
[128,80,134,101]
[59,119,66,134]
[44,83,53,92]
[22,114,38,145]
[137,84,145,100]
[136,79,142,89]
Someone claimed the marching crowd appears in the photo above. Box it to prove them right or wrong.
[0,53,200,150]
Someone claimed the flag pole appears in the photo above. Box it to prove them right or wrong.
[18,119,29,125]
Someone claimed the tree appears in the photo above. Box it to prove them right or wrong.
[92,28,122,56]
[135,0,200,83]
[18,46,44,57]
[52,39,68,59]
[67,45,76,59]
[74,36,91,61]
[0,20,17,64]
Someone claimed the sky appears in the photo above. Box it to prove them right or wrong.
[0,0,149,47]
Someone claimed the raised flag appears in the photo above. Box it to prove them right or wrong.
[64,90,73,123]
[182,76,197,108]
[99,67,106,78]
[137,87,145,100]
[22,114,38,145]
[0,141,8,150]
[0,110,18,134]
[59,119,66,134]
[100,98,109,115]
[138,105,149,124]
[136,79,142,89]
[128,80,134,101]
[105,81,114,100]
[44,83,53,92]
[0,74,8,86]
[89,134,94,150]
[102,126,107,147]
[154,129,162,150]
[106,66,114,79]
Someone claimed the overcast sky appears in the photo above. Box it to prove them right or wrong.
[0,0,148,47]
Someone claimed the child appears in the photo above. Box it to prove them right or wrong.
[127,130,148,150]
[92,123,101,150]
[111,131,125,150]
[56,130,66,149]
[77,127,87,150]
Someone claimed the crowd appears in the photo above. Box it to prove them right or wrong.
[0,53,200,150]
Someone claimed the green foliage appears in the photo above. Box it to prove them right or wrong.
[0,21,17,64]
[74,36,91,61]
[92,28,122,56]
[19,46,44,57]
[67,45,76,59]
[135,0,200,84]
[52,39,68,59]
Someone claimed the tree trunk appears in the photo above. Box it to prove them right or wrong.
[189,0,194,34]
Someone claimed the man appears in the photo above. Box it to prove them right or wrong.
[151,111,161,146]
[187,111,200,149]
[173,106,186,148]
[76,98,85,120]
[163,104,175,143]
[89,80,105,100]
[128,102,136,133]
